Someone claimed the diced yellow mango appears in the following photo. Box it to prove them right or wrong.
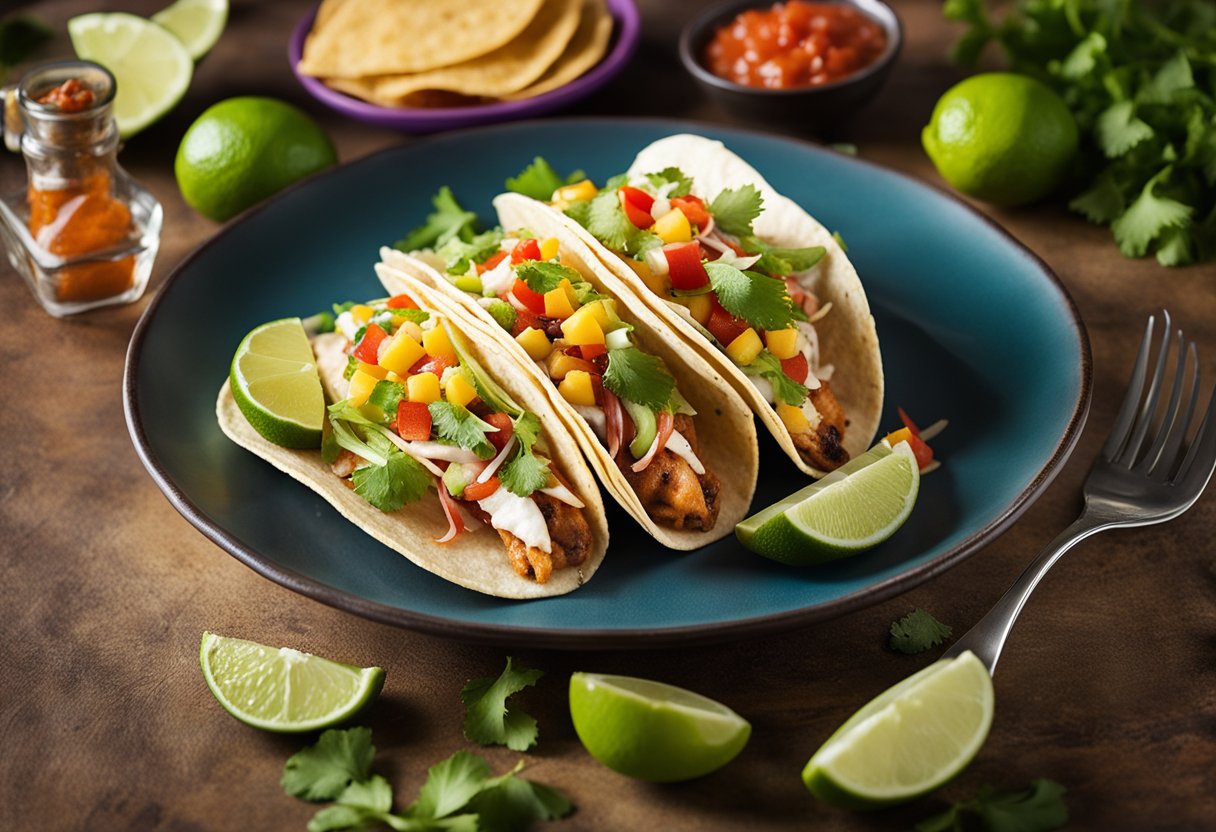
[554,179,597,203]
[560,306,607,346]
[547,350,592,381]
[558,370,597,407]
[515,327,553,361]
[725,328,764,365]
[445,371,478,408]
[539,237,560,261]
[777,403,811,434]
[885,427,914,447]
[347,369,379,407]
[681,293,713,325]
[396,320,423,344]
[653,209,692,244]
[378,333,426,374]
[349,304,373,325]
[357,361,387,380]
[765,327,800,360]
[544,282,576,318]
[407,372,441,404]
[385,371,406,384]
[422,325,456,360]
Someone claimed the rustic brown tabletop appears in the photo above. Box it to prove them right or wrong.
[3,1,1214,829]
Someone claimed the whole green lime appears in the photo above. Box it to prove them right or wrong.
[175,97,336,222]
[922,73,1078,207]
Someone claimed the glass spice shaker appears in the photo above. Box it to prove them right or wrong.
[0,59,162,317]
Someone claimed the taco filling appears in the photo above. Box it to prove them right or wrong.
[409,229,723,532]
[509,161,850,472]
[316,295,593,583]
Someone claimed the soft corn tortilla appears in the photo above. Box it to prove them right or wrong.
[503,0,613,100]
[378,202,759,551]
[323,0,582,103]
[298,0,545,79]
[528,135,884,478]
[216,299,609,600]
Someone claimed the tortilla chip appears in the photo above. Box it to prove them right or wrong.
[298,0,546,79]
[324,0,583,103]
[504,0,613,100]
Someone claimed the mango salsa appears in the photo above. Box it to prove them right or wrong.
[544,282,576,318]
[547,350,594,381]
[560,306,606,346]
[407,372,441,404]
[357,360,387,380]
[347,369,379,407]
[558,370,597,407]
[653,208,692,243]
[554,180,597,203]
[422,324,456,360]
[445,371,478,408]
[515,327,552,361]
[777,403,811,434]
[349,304,374,325]
[378,333,425,375]
[680,293,713,325]
[765,327,800,360]
[725,328,764,365]
[539,237,560,261]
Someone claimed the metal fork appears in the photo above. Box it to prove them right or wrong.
[943,310,1216,673]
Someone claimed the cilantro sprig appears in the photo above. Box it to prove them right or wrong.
[505,157,586,201]
[645,167,693,197]
[461,657,543,752]
[429,401,498,460]
[915,779,1068,832]
[947,0,1216,265]
[498,413,551,498]
[513,260,582,294]
[709,185,764,237]
[565,189,662,257]
[602,347,677,412]
[394,187,479,253]
[745,352,808,406]
[705,262,795,332]
[889,608,953,654]
[436,229,504,276]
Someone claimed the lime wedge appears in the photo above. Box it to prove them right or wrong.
[569,672,751,782]
[803,651,995,809]
[68,12,193,138]
[200,632,385,733]
[735,441,919,565]
[153,0,229,61]
[229,317,325,449]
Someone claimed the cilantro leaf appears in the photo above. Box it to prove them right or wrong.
[340,776,394,814]
[889,608,953,654]
[428,402,497,459]
[394,187,478,252]
[352,449,430,512]
[709,185,764,237]
[512,412,541,450]
[513,260,581,294]
[461,657,543,751]
[499,447,550,497]
[644,166,693,197]
[466,775,574,832]
[578,189,661,255]
[368,381,407,418]
[484,299,516,331]
[1111,168,1192,257]
[740,235,826,277]
[409,751,493,820]
[282,728,376,801]
[1096,101,1154,158]
[505,157,584,201]
[391,308,431,325]
[1069,170,1124,224]
[602,346,677,411]
[915,779,1068,832]
[746,351,808,406]
[705,262,793,331]
[307,804,378,832]
[436,229,503,276]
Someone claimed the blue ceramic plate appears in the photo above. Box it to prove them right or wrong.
[125,119,1090,648]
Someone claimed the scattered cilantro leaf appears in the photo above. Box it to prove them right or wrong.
[1111,167,1192,257]
[740,235,826,277]
[436,229,503,276]
[485,299,516,331]
[746,352,808,406]
[339,776,394,814]
[889,608,953,654]
[1069,170,1124,224]
[705,262,793,331]
[499,448,550,497]
[352,449,430,512]
[1095,101,1154,159]
[466,774,574,832]
[395,187,478,252]
[282,727,376,801]
[368,381,407,418]
[409,751,493,820]
[505,157,585,201]
[602,347,677,411]
[644,167,693,197]
[709,185,764,237]
[461,657,543,751]
[514,260,581,294]
[0,17,51,78]
[915,779,1068,832]
[428,402,497,459]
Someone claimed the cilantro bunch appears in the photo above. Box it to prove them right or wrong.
[947,0,1216,265]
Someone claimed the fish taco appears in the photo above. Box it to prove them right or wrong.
[378,194,759,550]
[217,284,608,599]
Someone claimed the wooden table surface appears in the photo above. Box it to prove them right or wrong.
[3,1,1214,829]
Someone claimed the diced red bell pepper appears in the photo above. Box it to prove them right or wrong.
[477,251,508,273]
[663,242,709,290]
[570,343,608,360]
[618,186,655,229]
[512,277,548,315]
[483,412,514,452]
[396,401,432,441]
[408,353,458,377]
[462,475,501,502]
[386,294,418,309]
[905,431,934,470]
[705,299,749,347]
[510,238,541,264]
[352,323,388,364]
[509,302,543,337]
[670,195,709,229]
[780,352,810,384]
[898,406,921,436]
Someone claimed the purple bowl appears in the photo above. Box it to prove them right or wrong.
[288,0,642,133]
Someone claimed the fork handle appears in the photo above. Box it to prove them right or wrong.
[942,512,1113,674]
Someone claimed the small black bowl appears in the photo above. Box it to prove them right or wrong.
[679,0,903,128]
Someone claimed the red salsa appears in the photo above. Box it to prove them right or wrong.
[705,1,888,89]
